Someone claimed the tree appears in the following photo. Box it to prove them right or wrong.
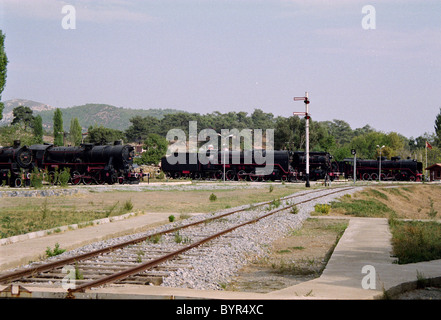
[135,133,168,165]
[12,105,35,129]
[125,115,160,142]
[435,107,441,148]
[33,115,43,144]
[53,108,64,146]
[0,30,8,121]
[69,117,82,146]
[86,125,125,145]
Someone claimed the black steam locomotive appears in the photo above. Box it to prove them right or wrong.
[160,150,333,182]
[336,157,423,181]
[0,140,140,187]
[0,141,34,187]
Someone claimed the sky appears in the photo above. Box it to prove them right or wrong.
[0,0,440,138]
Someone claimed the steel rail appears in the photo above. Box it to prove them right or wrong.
[0,186,349,285]
[66,187,354,297]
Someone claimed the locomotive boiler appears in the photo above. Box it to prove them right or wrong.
[0,140,33,187]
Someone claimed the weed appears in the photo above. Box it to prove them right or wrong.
[105,201,119,217]
[46,243,66,257]
[209,193,217,201]
[331,199,393,217]
[30,167,43,189]
[268,198,281,210]
[174,231,182,243]
[168,215,175,222]
[290,206,299,214]
[58,168,70,187]
[179,213,191,220]
[427,197,438,219]
[416,270,429,289]
[390,220,441,264]
[367,189,388,200]
[269,185,274,193]
[148,234,162,244]
[75,262,84,280]
[314,204,331,215]
[136,250,144,263]
[123,199,134,212]
[41,199,49,220]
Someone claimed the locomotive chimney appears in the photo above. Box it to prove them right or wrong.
[114,140,122,145]
[13,140,21,148]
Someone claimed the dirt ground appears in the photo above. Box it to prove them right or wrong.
[0,184,300,215]
[227,184,441,299]
[226,218,348,293]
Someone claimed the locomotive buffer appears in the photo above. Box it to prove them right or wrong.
[294,92,311,187]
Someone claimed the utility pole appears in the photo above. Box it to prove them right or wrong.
[294,92,311,187]
[377,145,385,182]
[352,149,357,184]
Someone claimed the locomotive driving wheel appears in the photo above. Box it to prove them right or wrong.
[71,171,82,185]
[249,172,259,182]
[226,170,236,181]
[237,170,247,181]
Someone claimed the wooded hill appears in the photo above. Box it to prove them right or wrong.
[0,99,183,131]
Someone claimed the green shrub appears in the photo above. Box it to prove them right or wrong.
[331,199,393,217]
[290,206,299,214]
[46,243,66,257]
[58,168,71,187]
[30,167,43,189]
[209,193,217,201]
[123,199,134,212]
[314,204,331,215]
[390,220,441,264]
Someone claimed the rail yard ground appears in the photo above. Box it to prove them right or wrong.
[226,183,441,298]
[0,180,441,299]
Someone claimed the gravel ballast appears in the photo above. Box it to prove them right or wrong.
[12,186,361,291]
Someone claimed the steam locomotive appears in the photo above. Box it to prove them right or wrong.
[161,149,423,183]
[0,141,34,187]
[337,157,423,181]
[160,150,333,182]
[0,140,140,187]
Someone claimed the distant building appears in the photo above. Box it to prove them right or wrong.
[425,163,441,181]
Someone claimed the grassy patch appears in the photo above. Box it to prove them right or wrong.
[270,218,348,275]
[0,184,303,238]
[364,189,389,200]
[331,199,394,217]
[389,219,441,264]
[0,200,135,239]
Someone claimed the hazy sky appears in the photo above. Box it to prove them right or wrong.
[1,0,440,138]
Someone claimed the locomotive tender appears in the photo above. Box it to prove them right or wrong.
[0,140,140,187]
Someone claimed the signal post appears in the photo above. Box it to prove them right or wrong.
[294,92,311,187]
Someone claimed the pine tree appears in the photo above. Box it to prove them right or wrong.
[33,115,43,144]
[69,117,82,146]
[435,107,441,148]
[0,30,8,121]
[53,108,64,146]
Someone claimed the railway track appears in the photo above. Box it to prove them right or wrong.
[0,186,356,298]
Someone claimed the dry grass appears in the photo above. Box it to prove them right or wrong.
[0,184,302,238]
[330,184,441,220]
